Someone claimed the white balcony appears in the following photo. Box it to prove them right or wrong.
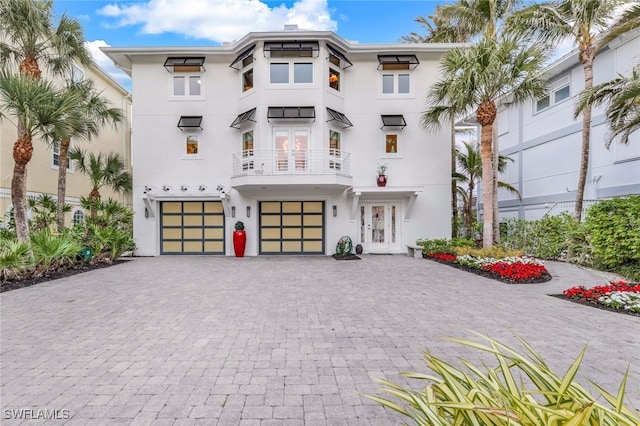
[231,149,352,191]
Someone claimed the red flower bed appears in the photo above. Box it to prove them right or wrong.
[427,253,457,262]
[563,281,640,302]
[482,262,548,281]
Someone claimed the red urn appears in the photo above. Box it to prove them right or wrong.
[233,221,246,257]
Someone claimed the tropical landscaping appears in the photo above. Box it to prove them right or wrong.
[0,0,132,289]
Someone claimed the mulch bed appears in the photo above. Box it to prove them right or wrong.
[1,259,128,293]
[424,256,552,284]
[550,294,640,318]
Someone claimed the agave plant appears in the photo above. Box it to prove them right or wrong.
[368,333,639,425]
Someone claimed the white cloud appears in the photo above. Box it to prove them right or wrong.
[86,40,131,89]
[98,0,337,43]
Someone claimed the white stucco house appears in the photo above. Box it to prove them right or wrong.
[489,29,640,221]
[103,28,456,256]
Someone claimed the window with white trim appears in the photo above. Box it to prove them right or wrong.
[329,130,342,170]
[536,76,570,112]
[52,144,72,171]
[172,74,202,97]
[242,130,254,171]
[270,62,313,84]
[72,210,85,226]
[381,73,410,95]
[185,135,199,156]
[384,133,400,155]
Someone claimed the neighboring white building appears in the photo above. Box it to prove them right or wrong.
[103,28,456,256]
[490,29,640,221]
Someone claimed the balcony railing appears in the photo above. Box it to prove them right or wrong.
[232,149,351,177]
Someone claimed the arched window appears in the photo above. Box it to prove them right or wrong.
[72,210,85,226]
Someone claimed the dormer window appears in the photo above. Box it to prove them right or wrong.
[164,57,206,73]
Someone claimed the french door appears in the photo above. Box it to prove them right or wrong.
[360,202,401,252]
[274,128,309,172]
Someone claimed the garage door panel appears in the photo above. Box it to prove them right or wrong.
[204,228,224,239]
[204,215,223,226]
[303,241,322,252]
[282,215,301,226]
[262,216,281,226]
[262,202,281,213]
[161,201,224,254]
[163,241,182,252]
[282,241,301,252]
[303,215,323,226]
[163,216,182,226]
[184,228,203,239]
[183,215,203,226]
[205,241,224,252]
[259,201,324,255]
[163,228,182,239]
[283,228,302,239]
[184,202,203,213]
[262,241,281,252]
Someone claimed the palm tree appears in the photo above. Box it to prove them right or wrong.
[423,36,548,248]
[54,80,123,231]
[0,0,92,79]
[508,0,631,221]
[404,0,522,241]
[0,0,93,241]
[576,64,640,147]
[69,149,132,218]
[0,71,85,241]
[454,141,520,238]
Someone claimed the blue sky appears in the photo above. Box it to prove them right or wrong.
[53,0,444,87]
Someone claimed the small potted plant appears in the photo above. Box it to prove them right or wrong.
[233,221,246,257]
[377,163,388,187]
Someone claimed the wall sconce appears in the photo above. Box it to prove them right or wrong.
[246,206,251,218]
[162,185,170,192]
[199,185,206,192]
[181,185,188,192]
[333,205,337,217]
[145,207,149,218]
[231,206,236,218]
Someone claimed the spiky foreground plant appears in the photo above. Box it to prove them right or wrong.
[367,334,639,425]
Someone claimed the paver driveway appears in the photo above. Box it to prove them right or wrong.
[1,255,639,425]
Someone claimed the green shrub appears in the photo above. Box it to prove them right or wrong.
[452,246,523,258]
[417,238,475,255]
[0,237,32,282]
[501,212,578,260]
[616,263,640,282]
[30,230,81,275]
[585,196,640,269]
[368,334,640,425]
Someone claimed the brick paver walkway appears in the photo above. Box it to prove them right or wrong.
[1,255,639,425]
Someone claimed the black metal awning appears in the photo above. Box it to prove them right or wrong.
[377,55,419,70]
[326,44,352,68]
[164,57,206,72]
[230,108,257,129]
[267,106,316,121]
[380,115,406,129]
[326,108,353,128]
[264,41,319,56]
[177,115,203,131]
[229,44,256,70]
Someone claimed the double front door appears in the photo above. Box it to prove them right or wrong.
[360,202,401,252]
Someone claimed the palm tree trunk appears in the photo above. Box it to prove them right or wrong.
[89,188,101,219]
[451,119,459,238]
[466,181,474,239]
[11,135,34,242]
[480,123,495,248]
[56,138,71,231]
[575,50,595,222]
[492,121,500,244]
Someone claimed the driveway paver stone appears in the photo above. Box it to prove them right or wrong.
[1,255,639,425]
